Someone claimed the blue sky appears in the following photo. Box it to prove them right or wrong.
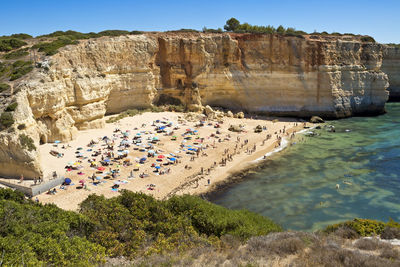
[1,0,399,43]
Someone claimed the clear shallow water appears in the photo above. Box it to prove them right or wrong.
[209,103,400,231]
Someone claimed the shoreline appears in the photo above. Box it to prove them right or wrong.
[174,124,306,200]
[36,111,309,210]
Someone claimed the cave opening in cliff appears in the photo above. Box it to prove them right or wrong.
[154,94,182,106]
[40,135,46,145]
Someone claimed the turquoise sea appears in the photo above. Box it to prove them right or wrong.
[209,103,400,231]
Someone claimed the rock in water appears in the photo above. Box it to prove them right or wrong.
[310,116,324,123]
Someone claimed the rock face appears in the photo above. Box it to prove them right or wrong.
[382,46,400,101]
[0,32,389,179]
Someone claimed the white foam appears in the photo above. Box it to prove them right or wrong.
[254,126,317,162]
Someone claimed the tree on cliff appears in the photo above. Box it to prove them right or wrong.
[224,18,240,32]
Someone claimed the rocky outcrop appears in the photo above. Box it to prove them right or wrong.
[0,32,389,179]
[382,46,400,101]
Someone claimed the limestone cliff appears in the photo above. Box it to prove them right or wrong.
[382,45,400,100]
[1,32,389,179]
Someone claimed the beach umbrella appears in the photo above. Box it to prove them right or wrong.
[64,178,72,185]
[79,179,85,184]
[54,140,61,144]
[104,159,111,162]
[114,181,121,185]
[155,166,161,169]
[96,176,102,180]
[153,136,160,141]
[148,150,155,154]
[97,166,106,171]
[169,157,176,161]
[140,157,147,162]
[136,164,141,167]
[158,155,165,159]
[68,161,74,165]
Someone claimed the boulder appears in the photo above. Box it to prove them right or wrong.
[204,105,214,116]
[310,116,324,123]
[235,111,245,119]
[226,111,234,117]
[228,124,243,132]
[254,125,263,133]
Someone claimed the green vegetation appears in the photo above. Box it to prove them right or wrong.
[9,60,33,80]
[106,106,165,123]
[0,189,105,266]
[32,37,79,56]
[0,38,27,52]
[0,112,14,128]
[166,195,282,239]
[0,82,10,93]
[5,102,18,112]
[0,33,32,40]
[0,189,281,265]
[387,43,400,48]
[223,17,306,36]
[202,27,224,33]
[33,30,143,55]
[325,218,400,237]
[3,48,29,59]
[361,36,376,43]
[19,133,36,151]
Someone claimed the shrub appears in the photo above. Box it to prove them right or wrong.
[5,102,18,112]
[361,36,376,43]
[97,30,130,36]
[332,226,360,239]
[325,218,386,236]
[19,133,36,151]
[380,247,400,260]
[246,234,306,256]
[0,38,27,52]
[9,60,33,80]
[10,33,32,39]
[3,48,29,59]
[354,238,389,251]
[0,83,10,93]
[165,194,282,240]
[0,112,14,128]
[381,227,400,239]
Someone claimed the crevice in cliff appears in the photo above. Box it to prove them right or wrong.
[156,37,172,88]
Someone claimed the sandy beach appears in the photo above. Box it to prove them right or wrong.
[37,111,306,210]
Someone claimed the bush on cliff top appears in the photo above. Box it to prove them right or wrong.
[0,38,27,52]
[325,218,400,237]
[0,188,282,265]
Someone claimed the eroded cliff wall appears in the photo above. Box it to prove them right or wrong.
[1,33,389,179]
[382,46,400,100]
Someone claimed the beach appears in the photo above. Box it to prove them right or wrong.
[37,111,305,210]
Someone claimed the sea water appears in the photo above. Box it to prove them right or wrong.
[209,103,400,231]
